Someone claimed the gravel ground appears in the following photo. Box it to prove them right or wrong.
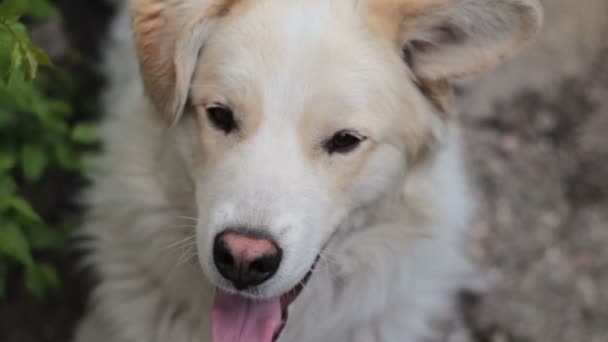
[443,1,608,339]
[1,1,606,341]
[449,52,608,342]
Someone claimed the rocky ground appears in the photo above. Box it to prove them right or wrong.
[1,1,606,341]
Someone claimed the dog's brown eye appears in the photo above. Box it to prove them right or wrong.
[324,130,365,154]
[206,105,237,134]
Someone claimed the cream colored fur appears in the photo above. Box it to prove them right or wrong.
[75,0,541,341]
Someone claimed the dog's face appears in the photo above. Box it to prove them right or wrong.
[131,0,541,340]
[189,1,439,297]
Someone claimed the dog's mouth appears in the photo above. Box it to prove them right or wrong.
[211,264,315,342]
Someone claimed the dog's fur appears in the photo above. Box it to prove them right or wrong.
[75,0,542,341]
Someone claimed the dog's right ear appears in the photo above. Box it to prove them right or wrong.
[131,0,234,124]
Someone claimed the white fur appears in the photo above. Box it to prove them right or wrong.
[75,0,540,341]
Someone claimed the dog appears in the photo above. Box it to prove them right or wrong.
[75,0,542,341]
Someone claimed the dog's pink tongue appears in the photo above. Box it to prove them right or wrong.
[211,289,282,342]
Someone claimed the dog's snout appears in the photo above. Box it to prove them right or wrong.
[213,230,282,290]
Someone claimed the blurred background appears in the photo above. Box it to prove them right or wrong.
[0,0,606,341]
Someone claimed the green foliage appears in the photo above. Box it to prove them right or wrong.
[0,0,97,299]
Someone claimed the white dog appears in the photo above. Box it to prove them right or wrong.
[75,1,542,341]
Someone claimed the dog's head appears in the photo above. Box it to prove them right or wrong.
[131,0,541,340]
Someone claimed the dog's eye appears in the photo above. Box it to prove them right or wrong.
[206,104,237,134]
[324,130,366,154]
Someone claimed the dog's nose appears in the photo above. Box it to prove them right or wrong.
[213,230,282,290]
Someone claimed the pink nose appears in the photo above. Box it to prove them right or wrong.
[213,231,282,289]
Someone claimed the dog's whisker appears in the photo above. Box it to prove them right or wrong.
[160,225,197,231]
[177,241,198,251]
[165,235,197,250]
[177,250,199,267]
[172,242,198,255]
[175,216,199,223]
[315,250,340,281]
[169,241,200,270]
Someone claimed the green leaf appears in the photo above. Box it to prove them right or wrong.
[0,29,13,77]
[0,222,33,266]
[24,263,60,299]
[21,144,48,182]
[22,40,52,79]
[24,263,45,299]
[35,109,68,134]
[0,0,29,20]
[6,67,28,102]
[1,21,29,83]
[0,148,16,172]
[32,44,52,67]
[54,144,80,170]
[26,224,64,250]
[47,99,72,116]
[71,123,98,144]
[0,107,16,127]
[22,44,37,79]
[0,175,17,198]
[8,40,22,79]
[0,85,18,111]
[0,19,51,81]
[37,262,59,288]
[0,20,28,40]
[6,197,41,222]
[26,0,59,19]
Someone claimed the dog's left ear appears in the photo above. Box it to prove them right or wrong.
[375,0,542,114]
[131,0,235,124]
[398,0,543,79]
